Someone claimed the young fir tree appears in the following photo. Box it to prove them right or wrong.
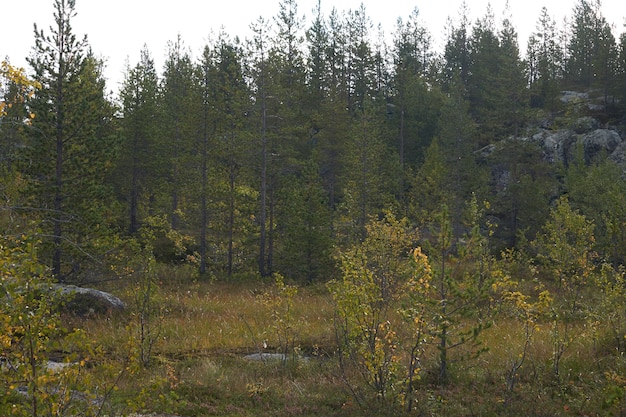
[426,198,495,384]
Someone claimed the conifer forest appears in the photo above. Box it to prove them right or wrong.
[3,0,626,415]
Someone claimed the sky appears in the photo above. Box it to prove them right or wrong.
[2,0,625,93]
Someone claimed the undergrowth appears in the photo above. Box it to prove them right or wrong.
[22,263,626,416]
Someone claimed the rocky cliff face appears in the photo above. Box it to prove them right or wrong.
[531,126,623,166]
[486,90,625,169]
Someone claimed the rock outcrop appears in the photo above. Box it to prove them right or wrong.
[54,284,126,315]
[531,126,623,166]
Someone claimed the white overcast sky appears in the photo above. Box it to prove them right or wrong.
[2,0,625,93]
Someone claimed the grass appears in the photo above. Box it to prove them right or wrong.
[61,268,626,417]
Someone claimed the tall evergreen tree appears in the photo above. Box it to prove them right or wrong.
[527,7,565,111]
[307,6,353,226]
[327,7,349,102]
[25,0,116,280]
[391,8,440,168]
[275,161,334,282]
[436,74,483,228]
[567,0,616,89]
[161,36,197,231]
[496,3,529,136]
[345,4,376,113]
[340,100,399,241]
[466,5,501,143]
[117,46,162,235]
[488,140,557,248]
[441,1,471,90]
[248,17,275,277]
[305,0,329,108]
[197,34,254,276]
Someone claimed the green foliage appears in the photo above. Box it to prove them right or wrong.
[566,157,626,264]
[0,235,108,417]
[274,163,334,283]
[532,196,597,381]
[23,0,118,280]
[328,212,430,410]
[533,196,596,314]
[526,6,565,112]
[116,46,163,236]
[259,274,300,360]
[492,249,553,397]
[590,263,626,354]
[566,0,617,89]
[122,217,186,368]
[407,138,449,227]
[487,139,558,248]
[425,199,496,384]
[339,101,401,241]
[5,1,626,415]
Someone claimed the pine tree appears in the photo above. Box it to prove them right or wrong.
[306,5,352,227]
[408,138,451,227]
[275,161,334,282]
[326,7,349,105]
[441,1,471,90]
[390,8,440,168]
[497,3,529,137]
[25,0,116,280]
[305,0,329,108]
[345,4,376,113]
[567,0,617,89]
[160,36,199,235]
[436,73,483,228]
[248,17,274,277]
[527,7,565,111]
[117,46,162,235]
[340,100,399,241]
[466,5,502,143]
[488,139,557,248]
[197,34,254,276]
